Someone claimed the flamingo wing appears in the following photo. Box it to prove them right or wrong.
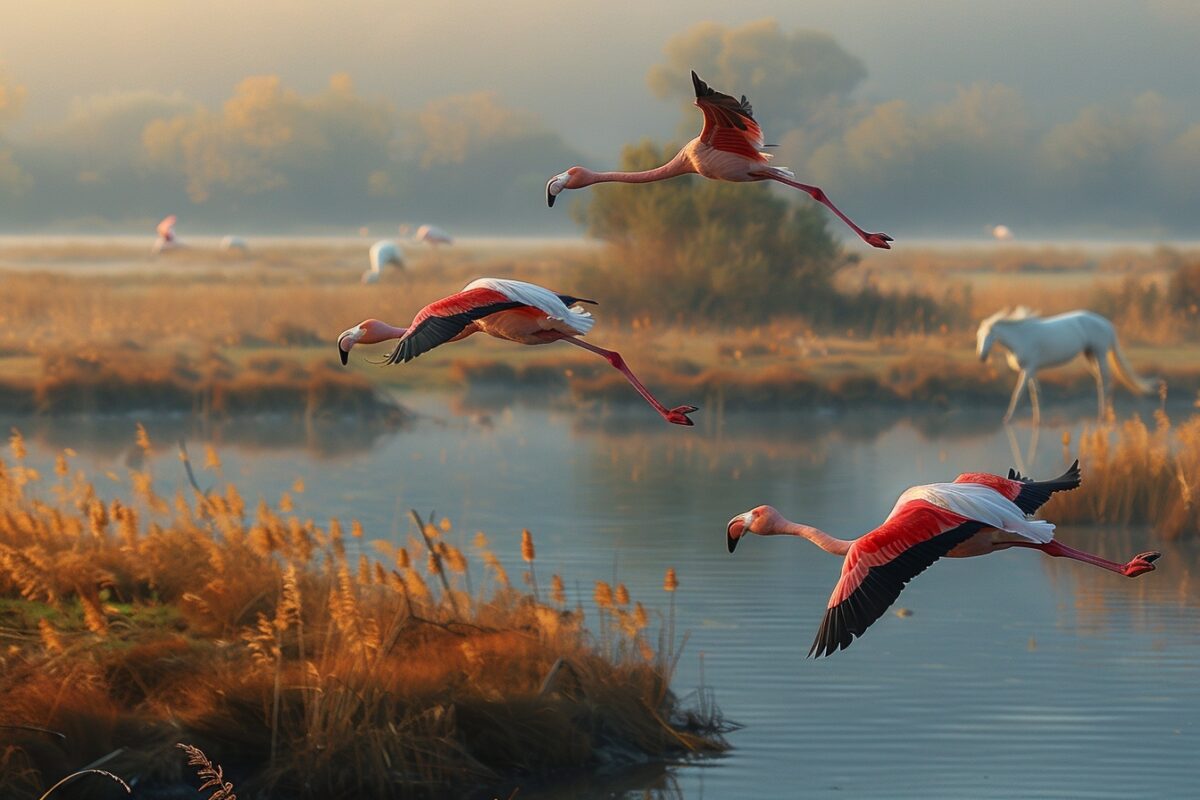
[810,500,984,658]
[385,288,521,364]
[691,71,767,162]
[1002,459,1082,515]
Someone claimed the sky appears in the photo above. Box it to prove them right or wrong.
[3,1,1200,235]
[5,0,1200,154]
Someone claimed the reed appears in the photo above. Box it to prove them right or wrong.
[0,431,727,799]
[1047,408,1200,539]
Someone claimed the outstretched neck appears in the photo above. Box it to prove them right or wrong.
[364,322,408,344]
[577,151,695,187]
[769,519,853,556]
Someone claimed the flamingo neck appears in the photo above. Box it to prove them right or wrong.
[362,323,408,345]
[576,151,694,187]
[771,520,853,556]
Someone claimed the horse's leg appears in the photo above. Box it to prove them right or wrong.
[1095,349,1113,420]
[1004,371,1028,423]
[1028,376,1041,430]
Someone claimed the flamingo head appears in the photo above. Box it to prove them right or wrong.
[725,505,785,553]
[337,319,392,365]
[546,167,583,207]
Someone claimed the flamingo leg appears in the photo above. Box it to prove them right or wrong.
[1010,539,1161,577]
[757,173,893,250]
[561,338,698,426]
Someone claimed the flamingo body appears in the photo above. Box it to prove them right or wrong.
[415,224,453,246]
[337,278,697,425]
[727,461,1161,657]
[547,71,892,249]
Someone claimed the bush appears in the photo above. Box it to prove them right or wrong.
[572,140,954,334]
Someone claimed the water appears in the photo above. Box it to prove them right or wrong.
[12,397,1200,799]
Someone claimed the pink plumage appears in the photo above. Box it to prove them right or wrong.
[726,461,1161,657]
[546,71,893,250]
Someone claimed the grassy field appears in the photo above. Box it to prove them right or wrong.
[3,239,1199,418]
[0,429,727,798]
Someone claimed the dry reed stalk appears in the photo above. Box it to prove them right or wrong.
[36,769,130,800]
[177,743,237,800]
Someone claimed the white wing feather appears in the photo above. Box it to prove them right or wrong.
[463,277,594,335]
[886,481,1055,543]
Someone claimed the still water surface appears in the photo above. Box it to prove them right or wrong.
[14,396,1200,799]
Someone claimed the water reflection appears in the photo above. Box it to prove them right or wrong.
[10,396,1200,798]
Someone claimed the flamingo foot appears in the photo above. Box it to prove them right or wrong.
[1122,551,1161,577]
[663,405,699,427]
[864,233,894,250]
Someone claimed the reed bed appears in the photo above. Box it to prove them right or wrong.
[0,430,726,799]
[1047,409,1200,540]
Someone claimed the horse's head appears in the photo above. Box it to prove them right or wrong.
[976,309,1006,361]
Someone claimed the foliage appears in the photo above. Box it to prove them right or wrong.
[574,139,951,332]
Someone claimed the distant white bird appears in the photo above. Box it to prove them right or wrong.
[219,235,248,252]
[992,224,1013,241]
[152,215,180,254]
[415,224,453,247]
[362,239,405,284]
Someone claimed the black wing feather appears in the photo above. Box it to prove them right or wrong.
[808,520,986,658]
[691,70,756,125]
[1006,459,1082,515]
[384,301,521,365]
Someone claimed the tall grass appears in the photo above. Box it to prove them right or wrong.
[1047,409,1200,539]
[0,429,726,799]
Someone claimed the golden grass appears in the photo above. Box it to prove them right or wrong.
[0,429,726,799]
[5,240,1200,415]
[1047,408,1200,540]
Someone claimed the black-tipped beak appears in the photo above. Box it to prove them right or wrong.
[726,516,745,553]
[338,338,349,365]
[546,179,557,208]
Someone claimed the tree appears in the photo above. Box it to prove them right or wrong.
[574,140,847,320]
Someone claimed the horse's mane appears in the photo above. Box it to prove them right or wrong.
[978,306,1040,335]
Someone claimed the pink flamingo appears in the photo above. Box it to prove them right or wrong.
[547,71,892,250]
[726,461,1160,657]
[337,277,698,426]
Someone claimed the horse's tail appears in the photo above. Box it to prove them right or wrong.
[1108,336,1158,394]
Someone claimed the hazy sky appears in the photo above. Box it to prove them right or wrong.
[4,0,1200,155]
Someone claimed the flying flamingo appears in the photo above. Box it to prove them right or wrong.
[546,71,892,249]
[337,277,698,426]
[726,461,1160,657]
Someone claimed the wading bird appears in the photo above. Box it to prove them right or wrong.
[363,240,405,284]
[415,224,453,247]
[726,461,1160,657]
[152,214,179,254]
[546,71,892,250]
[337,277,698,426]
[977,308,1157,424]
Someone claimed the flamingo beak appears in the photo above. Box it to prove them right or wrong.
[546,172,569,208]
[726,513,751,553]
[338,327,362,365]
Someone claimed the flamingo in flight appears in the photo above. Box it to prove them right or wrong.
[547,71,892,250]
[726,461,1160,657]
[337,277,698,426]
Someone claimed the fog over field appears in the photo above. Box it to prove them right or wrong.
[3,1,1200,236]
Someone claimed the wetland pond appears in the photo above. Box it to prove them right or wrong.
[12,394,1200,799]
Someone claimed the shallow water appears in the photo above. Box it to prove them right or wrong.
[12,396,1200,799]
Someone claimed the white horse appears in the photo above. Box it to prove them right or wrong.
[976,308,1157,424]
